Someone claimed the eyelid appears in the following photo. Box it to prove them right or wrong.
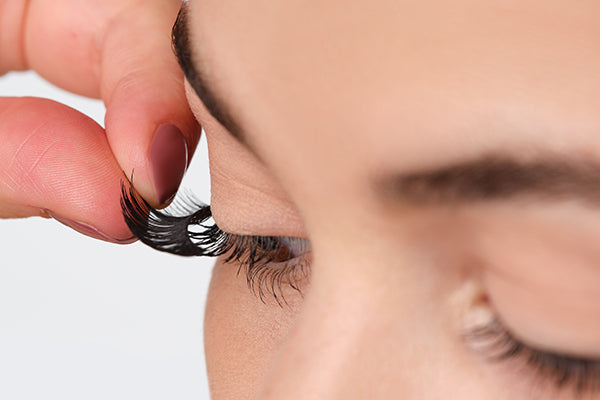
[199,102,307,238]
[466,316,600,395]
[452,279,600,393]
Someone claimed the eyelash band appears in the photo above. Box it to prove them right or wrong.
[120,182,220,256]
[120,183,311,304]
[466,317,600,395]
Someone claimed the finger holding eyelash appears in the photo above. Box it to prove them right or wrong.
[100,0,201,208]
[0,97,134,243]
[3,0,200,209]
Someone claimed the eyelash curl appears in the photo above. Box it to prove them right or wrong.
[120,183,310,305]
[466,317,600,396]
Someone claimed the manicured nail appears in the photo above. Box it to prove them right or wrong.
[45,210,136,244]
[150,123,188,205]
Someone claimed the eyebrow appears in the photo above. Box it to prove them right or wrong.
[377,155,600,207]
[171,4,247,143]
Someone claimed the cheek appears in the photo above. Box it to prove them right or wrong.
[204,258,302,399]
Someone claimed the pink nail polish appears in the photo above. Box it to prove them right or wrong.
[150,123,188,205]
[45,210,136,244]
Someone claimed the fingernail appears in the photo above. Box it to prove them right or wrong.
[45,210,137,244]
[150,123,188,205]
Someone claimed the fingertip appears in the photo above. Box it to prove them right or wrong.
[149,123,188,205]
[99,0,201,208]
[105,86,201,209]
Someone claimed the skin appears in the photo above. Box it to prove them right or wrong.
[0,0,199,240]
[182,0,600,398]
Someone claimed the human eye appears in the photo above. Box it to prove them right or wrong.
[120,184,311,304]
[466,315,600,395]
[459,292,600,397]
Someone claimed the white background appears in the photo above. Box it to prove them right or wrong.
[0,71,213,399]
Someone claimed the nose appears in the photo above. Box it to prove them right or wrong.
[256,254,446,399]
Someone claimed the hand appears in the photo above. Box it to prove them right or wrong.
[0,0,199,243]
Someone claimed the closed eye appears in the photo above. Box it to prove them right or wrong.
[120,183,311,304]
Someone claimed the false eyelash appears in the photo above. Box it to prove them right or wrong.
[120,182,310,304]
[466,317,600,395]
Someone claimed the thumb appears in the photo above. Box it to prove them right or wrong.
[0,97,134,243]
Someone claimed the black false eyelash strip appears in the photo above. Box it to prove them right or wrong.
[120,182,293,265]
[120,182,229,257]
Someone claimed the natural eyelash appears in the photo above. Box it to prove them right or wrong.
[466,317,600,395]
[120,183,310,304]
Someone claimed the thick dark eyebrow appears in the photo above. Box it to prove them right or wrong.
[171,4,246,143]
[377,155,600,207]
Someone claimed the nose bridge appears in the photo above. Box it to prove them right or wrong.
[258,253,426,399]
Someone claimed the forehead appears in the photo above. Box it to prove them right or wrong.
[190,0,600,192]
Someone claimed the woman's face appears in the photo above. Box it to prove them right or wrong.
[179,0,600,398]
